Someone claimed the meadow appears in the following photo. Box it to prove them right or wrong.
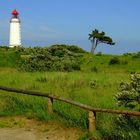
[0,46,140,139]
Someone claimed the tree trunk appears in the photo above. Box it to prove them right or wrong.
[91,38,98,54]
[91,38,95,54]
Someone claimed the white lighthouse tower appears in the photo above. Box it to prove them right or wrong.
[9,9,21,48]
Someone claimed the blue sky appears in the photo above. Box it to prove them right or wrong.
[0,0,140,54]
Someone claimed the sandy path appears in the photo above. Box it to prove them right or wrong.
[0,117,83,140]
[0,127,79,140]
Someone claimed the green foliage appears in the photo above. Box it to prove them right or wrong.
[132,52,140,59]
[50,44,86,53]
[110,74,140,140]
[123,52,140,59]
[89,29,113,44]
[116,74,140,109]
[109,57,120,65]
[89,80,97,88]
[123,52,133,56]
[0,46,140,74]
[18,45,85,72]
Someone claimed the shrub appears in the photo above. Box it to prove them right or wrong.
[109,74,140,140]
[132,53,140,59]
[50,44,86,53]
[123,52,140,58]
[123,53,132,56]
[19,45,85,72]
[89,80,97,88]
[115,74,140,109]
[109,57,120,65]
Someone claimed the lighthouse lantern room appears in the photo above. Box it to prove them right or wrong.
[9,9,21,48]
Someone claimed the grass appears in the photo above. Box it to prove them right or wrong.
[0,68,133,137]
[0,48,140,139]
[0,48,20,68]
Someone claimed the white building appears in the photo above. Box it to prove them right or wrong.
[9,9,21,48]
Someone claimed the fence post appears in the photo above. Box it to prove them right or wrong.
[48,97,53,114]
[88,111,96,135]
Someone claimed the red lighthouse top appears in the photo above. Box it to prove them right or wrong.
[12,9,19,15]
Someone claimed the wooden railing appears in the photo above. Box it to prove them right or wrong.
[0,86,140,135]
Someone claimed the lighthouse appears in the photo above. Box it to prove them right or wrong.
[9,9,21,48]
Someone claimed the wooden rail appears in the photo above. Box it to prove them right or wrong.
[0,86,140,135]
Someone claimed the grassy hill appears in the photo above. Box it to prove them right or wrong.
[0,45,140,139]
[0,45,140,73]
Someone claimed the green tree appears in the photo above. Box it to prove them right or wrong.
[88,29,115,54]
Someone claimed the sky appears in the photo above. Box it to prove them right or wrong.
[0,0,140,54]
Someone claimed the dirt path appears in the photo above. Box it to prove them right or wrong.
[0,116,83,140]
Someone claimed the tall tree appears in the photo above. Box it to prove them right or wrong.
[88,29,115,54]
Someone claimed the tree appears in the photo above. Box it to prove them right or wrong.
[88,29,115,54]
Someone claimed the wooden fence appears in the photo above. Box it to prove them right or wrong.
[0,86,140,135]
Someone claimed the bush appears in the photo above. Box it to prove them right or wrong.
[109,74,140,140]
[123,53,132,56]
[19,45,85,72]
[115,74,140,110]
[89,80,97,88]
[132,52,140,59]
[123,52,140,58]
[109,57,120,65]
[50,44,86,53]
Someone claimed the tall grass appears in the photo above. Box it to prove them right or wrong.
[0,67,132,137]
